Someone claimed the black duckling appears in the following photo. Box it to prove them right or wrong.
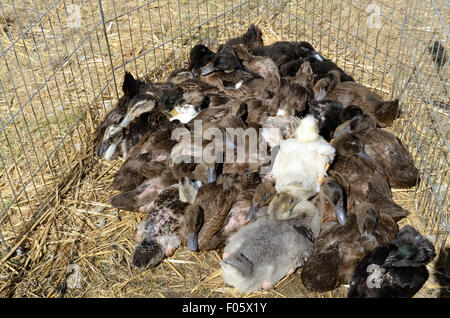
[131,177,202,268]
[348,225,436,298]
[308,56,355,82]
[301,99,345,141]
[339,113,420,188]
[221,198,321,293]
[324,78,400,128]
[301,202,398,292]
[252,41,324,68]
[188,44,216,76]
[201,25,264,76]
[329,133,409,221]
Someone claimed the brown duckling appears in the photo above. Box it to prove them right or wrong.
[329,134,409,221]
[277,61,315,116]
[246,182,277,221]
[336,113,419,189]
[96,72,149,160]
[324,77,400,128]
[312,176,348,226]
[111,128,176,191]
[313,69,341,101]
[301,202,398,292]
[220,24,264,52]
[182,172,260,251]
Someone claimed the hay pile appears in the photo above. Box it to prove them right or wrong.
[0,0,447,298]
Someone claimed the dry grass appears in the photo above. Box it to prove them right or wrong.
[0,0,448,298]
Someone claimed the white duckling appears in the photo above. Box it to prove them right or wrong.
[271,114,335,195]
[221,198,321,294]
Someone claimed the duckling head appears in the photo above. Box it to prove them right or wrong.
[340,105,364,122]
[189,44,216,71]
[169,103,199,124]
[295,114,320,142]
[167,68,196,84]
[267,192,296,220]
[179,177,203,204]
[201,46,243,75]
[120,94,157,127]
[97,124,124,161]
[296,42,324,61]
[350,113,377,133]
[333,134,372,161]
[184,204,204,251]
[247,182,276,221]
[320,177,348,225]
[387,225,436,267]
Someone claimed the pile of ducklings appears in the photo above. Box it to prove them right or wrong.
[96,25,435,298]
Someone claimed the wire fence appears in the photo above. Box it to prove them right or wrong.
[0,0,448,261]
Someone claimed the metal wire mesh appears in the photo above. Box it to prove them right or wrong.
[0,0,448,259]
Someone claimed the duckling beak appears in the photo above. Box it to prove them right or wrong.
[334,204,347,225]
[357,148,372,161]
[99,142,118,161]
[318,176,325,184]
[247,202,259,221]
[311,51,325,62]
[201,64,217,76]
[207,166,217,183]
[187,232,198,251]
[333,125,351,139]
[170,108,181,118]
[316,88,327,101]
[119,115,132,128]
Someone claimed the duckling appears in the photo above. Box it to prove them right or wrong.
[324,79,400,128]
[277,61,315,116]
[312,176,348,225]
[182,172,260,251]
[333,105,364,138]
[188,44,216,76]
[308,56,355,82]
[131,177,202,268]
[96,72,149,160]
[252,41,324,68]
[313,69,341,101]
[202,25,264,76]
[220,24,264,52]
[302,99,345,141]
[119,94,159,128]
[329,134,409,221]
[221,199,321,293]
[271,114,335,196]
[348,225,436,298]
[301,202,398,292]
[111,116,180,192]
[338,113,419,189]
[246,182,276,221]
[260,115,301,149]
